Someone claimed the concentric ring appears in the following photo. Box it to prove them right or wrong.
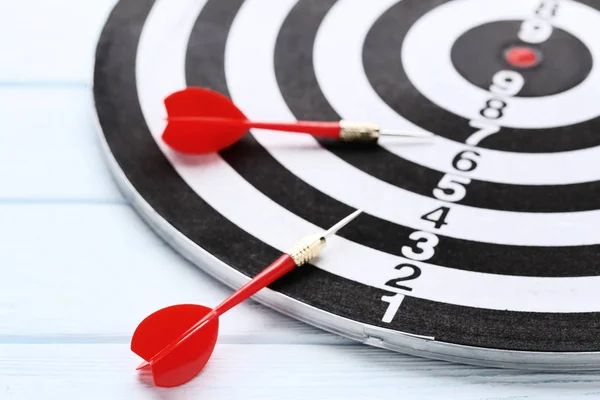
[274,0,600,215]
[93,0,600,369]
[219,0,600,250]
[451,20,592,97]
[316,0,600,185]
[398,0,600,132]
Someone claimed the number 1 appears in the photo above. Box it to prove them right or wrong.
[381,293,405,323]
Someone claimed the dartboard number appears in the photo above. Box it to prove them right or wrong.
[380,230,432,323]
[429,149,481,210]
[490,70,525,97]
[421,206,450,229]
[431,151,479,206]
[534,0,559,19]
[452,150,480,172]
[479,99,507,120]
[425,151,480,230]
[466,2,550,146]
[466,120,500,146]
[381,293,404,323]
[519,0,560,44]
[519,19,551,44]
[466,69,524,145]
[393,231,434,290]
[385,264,422,291]
[433,174,471,202]
[380,264,422,323]
[401,231,439,261]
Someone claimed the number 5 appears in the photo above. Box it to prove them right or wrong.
[433,174,471,202]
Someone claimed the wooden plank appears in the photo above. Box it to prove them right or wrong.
[0,87,123,202]
[2,343,600,399]
[0,203,340,343]
[0,1,341,346]
[0,0,116,83]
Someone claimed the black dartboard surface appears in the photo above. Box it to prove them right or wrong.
[92,0,600,370]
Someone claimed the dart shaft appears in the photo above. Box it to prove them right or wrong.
[168,117,341,138]
[211,216,361,317]
[144,254,300,366]
[147,214,358,364]
[140,210,362,369]
[247,120,341,138]
[168,117,430,140]
[161,87,432,155]
[144,238,324,366]
[212,253,298,316]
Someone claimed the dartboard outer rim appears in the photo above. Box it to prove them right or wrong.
[89,0,600,371]
[91,118,600,371]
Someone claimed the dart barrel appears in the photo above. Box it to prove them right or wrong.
[338,120,381,142]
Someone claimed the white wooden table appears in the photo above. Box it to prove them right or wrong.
[2,1,600,398]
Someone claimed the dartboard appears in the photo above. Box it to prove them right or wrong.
[92,0,600,370]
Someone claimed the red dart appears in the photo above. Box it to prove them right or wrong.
[161,86,432,154]
[131,209,363,388]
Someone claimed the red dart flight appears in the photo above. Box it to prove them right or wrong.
[161,86,432,154]
[131,209,363,387]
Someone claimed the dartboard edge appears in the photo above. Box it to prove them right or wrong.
[91,0,600,370]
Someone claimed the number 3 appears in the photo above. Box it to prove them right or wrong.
[402,231,439,261]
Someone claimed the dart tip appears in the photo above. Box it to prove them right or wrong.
[379,129,434,138]
[322,209,363,239]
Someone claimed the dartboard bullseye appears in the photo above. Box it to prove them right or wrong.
[504,45,541,69]
[93,0,600,372]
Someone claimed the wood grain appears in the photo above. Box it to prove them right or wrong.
[0,202,338,343]
[3,344,600,400]
[0,0,115,83]
[0,88,122,201]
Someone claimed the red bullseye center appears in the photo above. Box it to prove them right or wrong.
[505,46,539,68]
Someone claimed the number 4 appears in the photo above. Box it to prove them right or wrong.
[421,206,450,229]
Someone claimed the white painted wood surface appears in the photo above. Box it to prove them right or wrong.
[2,0,600,398]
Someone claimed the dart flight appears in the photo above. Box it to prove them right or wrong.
[131,209,364,388]
[161,86,432,154]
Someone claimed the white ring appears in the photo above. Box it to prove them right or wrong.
[403,0,600,129]
[222,0,600,247]
[314,0,600,186]
[132,0,600,313]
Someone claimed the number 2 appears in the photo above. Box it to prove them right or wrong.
[385,264,422,291]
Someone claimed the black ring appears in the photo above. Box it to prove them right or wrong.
[93,0,600,353]
[363,0,600,153]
